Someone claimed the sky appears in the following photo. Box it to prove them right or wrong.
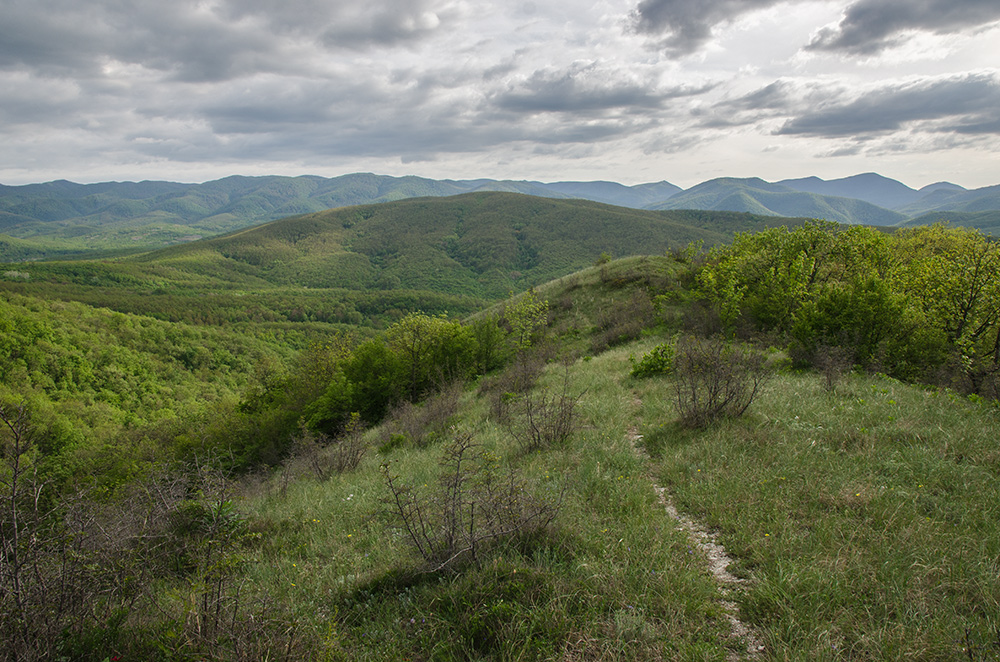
[1,0,999,190]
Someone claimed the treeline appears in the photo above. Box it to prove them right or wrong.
[696,221,1000,398]
[0,278,482,332]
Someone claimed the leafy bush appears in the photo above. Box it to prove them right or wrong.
[673,336,772,428]
[629,337,677,378]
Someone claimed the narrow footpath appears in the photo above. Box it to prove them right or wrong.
[627,406,764,661]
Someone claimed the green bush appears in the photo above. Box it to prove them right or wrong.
[629,337,677,378]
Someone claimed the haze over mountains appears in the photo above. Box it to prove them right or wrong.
[1,171,998,261]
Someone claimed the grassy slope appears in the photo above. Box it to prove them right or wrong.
[899,210,1000,234]
[218,256,1000,660]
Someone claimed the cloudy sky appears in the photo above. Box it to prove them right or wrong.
[2,0,999,189]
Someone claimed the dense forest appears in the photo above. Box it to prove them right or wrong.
[2,206,999,659]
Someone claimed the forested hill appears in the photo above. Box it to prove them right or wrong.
[135,192,807,299]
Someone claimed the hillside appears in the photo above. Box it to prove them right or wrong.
[0,193,807,329]
[0,175,684,257]
[895,183,1000,218]
[142,193,791,296]
[4,243,1000,660]
[6,171,1000,261]
[901,209,1000,234]
[650,177,907,225]
[776,172,961,209]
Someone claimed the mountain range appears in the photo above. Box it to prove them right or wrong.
[1,171,998,261]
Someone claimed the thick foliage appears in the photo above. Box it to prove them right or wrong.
[698,222,1000,395]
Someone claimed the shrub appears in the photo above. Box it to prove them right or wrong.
[629,337,678,378]
[479,349,549,423]
[590,289,655,354]
[673,336,772,428]
[375,381,463,451]
[503,367,580,454]
[811,344,855,392]
[381,431,562,572]
[289,413,368,479]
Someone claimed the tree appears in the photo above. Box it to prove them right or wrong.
[890,224,1000,392]
[500,289,549,351]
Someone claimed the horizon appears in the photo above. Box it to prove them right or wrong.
[0,169,985,193]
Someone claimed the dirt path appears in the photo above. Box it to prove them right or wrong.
[627,414,764,661]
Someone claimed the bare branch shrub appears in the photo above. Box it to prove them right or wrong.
[291,413,369,480]
[673,336,773,428]
[503,366,580,454]
[381,430,562,572]
[590,289,655,354]
[812,344,855,392]
[478,349,548,423]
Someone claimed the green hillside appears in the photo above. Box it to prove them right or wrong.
[896,184,1000,218]
[0,175,686,258]
[4,220,1000,660]
[1,193,805,327]
[900,209,1000,234]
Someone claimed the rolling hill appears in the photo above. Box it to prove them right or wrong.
[0,174,683,258]
[134,192,817,297]
[1,193,808,329]
[776,172,963,209]
[894,183,1000,218]
[4,171,999,262]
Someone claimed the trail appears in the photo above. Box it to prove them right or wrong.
[627,411,764,661]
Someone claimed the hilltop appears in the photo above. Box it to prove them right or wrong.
[4,222,1000,660]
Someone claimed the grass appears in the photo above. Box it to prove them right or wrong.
[223,342,737,660]
[639,369,1000,660]
[218,263,1000,660]
[10,252,1000,660]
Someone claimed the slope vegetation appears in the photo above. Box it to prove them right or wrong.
[5,251,1000,661]
[0,175,683,256]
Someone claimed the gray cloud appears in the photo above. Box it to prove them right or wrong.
[1,0,998,188]
[0,0,455,84]
[776,72,1000,137]
[629,0,786,57]
[492,63,715,117]
[808,0,1000,55]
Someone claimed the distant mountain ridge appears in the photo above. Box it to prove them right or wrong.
[652,177,908,226]
[1,171,998,261]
